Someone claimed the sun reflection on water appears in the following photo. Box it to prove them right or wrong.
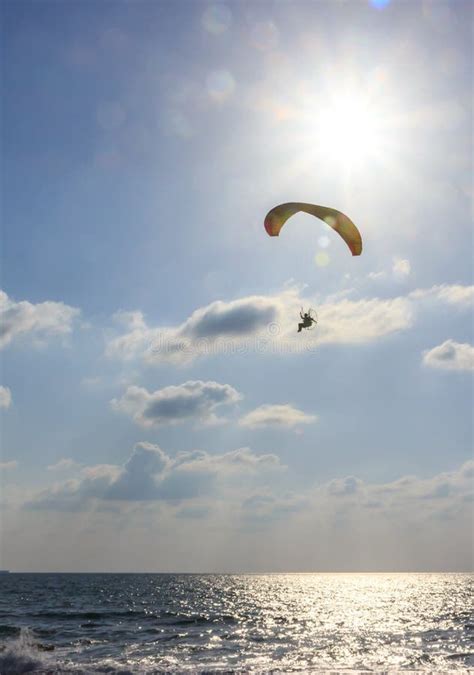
[123,573,473,671]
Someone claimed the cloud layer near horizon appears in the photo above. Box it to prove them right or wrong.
[17,451,473,562]
[25,443,284,510]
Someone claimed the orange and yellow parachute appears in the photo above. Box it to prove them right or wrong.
[264,202,362,256]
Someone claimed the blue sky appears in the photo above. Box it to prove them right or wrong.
[1,0,472,572]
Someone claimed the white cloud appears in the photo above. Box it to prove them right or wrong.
[11,456,473,571]
[317,297,413,344]
[179,296,278,339]
[106,288,417,365]
[106,294,284,364]
[47,458,82,472]
[23,454,474,520]
[422,340,474,372]
[105,283,472,366]
[369,461,474,506]
[367,271,386,281]
[111,380,242,427]
[317,461,474,513]
[327,476,363,496]
[311,285,472,348]
[367,257,411,282]
[26,443,284,510]
[392,257,411,278]
[409,284,474,307]
[239,404,317,428]
[210,447,284,472]
[0,290,80,349]
[0,386,12,409]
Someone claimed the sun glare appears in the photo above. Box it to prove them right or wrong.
[316,92,383,165]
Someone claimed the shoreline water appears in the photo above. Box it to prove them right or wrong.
[1,572,472,673]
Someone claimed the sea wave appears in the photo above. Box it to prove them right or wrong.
[0,573,472,672]
[0,628,53,675]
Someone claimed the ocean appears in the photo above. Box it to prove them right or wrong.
[0,573,472,673]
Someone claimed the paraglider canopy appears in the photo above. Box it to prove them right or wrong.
[264,202,362,256]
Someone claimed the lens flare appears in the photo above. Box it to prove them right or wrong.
[202,4,232,35]
[206,69,235,102]
[315,251,330,267]
[251,21,279,51]
[369,0,391,8]
[318,235,331,249]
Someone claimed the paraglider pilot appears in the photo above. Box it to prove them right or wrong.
[298,309,316,332]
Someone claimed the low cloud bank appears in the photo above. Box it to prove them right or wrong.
[26,443,284,510]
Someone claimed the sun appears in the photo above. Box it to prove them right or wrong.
[315,91,383,167]
[258,68,402,193]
